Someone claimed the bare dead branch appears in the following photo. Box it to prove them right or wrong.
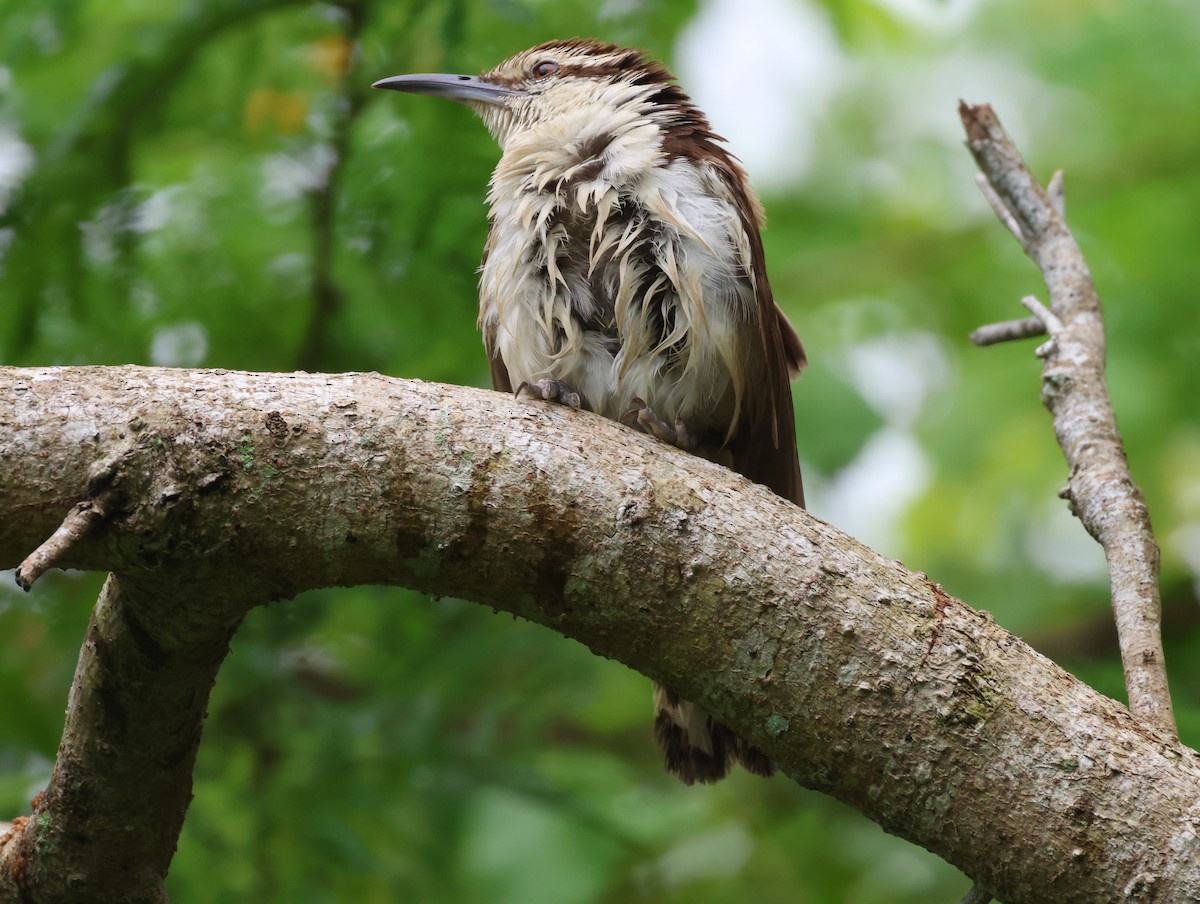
[960,101,1175,737]
[1,366,1199,904]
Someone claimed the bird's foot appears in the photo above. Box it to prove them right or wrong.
[623,398,695,452]
[515,379,583,410]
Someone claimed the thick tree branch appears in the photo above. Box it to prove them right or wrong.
[0,574,245,904]
[962,102,1175,737]
[1,366,1198,904]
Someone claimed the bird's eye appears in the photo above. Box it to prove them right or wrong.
[532,60,559,79]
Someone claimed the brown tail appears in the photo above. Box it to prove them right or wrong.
[653,683,774,784]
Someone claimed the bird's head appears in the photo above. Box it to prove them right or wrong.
[372,39,710,153]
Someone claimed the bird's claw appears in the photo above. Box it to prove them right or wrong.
[623,397,695,451]
[515,379,583,410]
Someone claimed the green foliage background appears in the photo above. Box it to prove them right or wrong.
[2,1,1199,900]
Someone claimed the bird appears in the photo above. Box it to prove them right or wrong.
[373,38,805,784]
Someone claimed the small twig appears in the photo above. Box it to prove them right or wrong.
[969,297,1061,350]
[1018,294,1063,335]
[974,173,1028,249]
[1046,169,1066,218]
[14,499,108,591]
[1018,295,1065,357]
[970,316,1046,347]
[958,883,993,904]
[961,101,1176,737]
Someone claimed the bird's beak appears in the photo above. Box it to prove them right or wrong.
[371,73,519,106]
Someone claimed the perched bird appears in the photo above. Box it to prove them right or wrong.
[374,39,805,784]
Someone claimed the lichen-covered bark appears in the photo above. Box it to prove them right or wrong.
[1,366,1198,903]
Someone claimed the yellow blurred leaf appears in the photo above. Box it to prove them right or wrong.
[243,88,309,135]
[310,34,353,80]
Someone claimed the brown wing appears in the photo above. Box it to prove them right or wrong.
[488,342,513,393]
[727,315,805,508]
[480,238,514,394]
[715,162,806,509]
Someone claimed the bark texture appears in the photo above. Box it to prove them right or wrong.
[1,365,1198,903]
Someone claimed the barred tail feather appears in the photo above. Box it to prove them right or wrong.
[652,683,774,784]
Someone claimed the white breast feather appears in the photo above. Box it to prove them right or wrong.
[480,95,759,435]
